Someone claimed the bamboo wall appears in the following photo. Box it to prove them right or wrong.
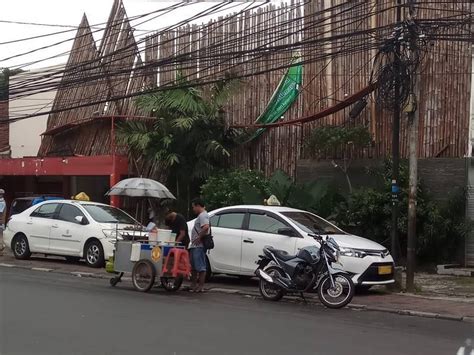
[39,0,473,177]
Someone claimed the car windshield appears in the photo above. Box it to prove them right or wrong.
[281,211,344,235]
[83,204,137,224]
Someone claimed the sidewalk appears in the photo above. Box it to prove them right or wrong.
[1,252,473,322]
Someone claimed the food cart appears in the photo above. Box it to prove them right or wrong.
[105,177,185,292]
[107,229,190,293]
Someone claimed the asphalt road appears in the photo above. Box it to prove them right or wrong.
[1,268,472,355]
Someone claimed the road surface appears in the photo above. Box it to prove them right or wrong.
[1,268,472,355]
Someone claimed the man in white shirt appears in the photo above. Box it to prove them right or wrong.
[189,198,210,292]
[0,189,6,256]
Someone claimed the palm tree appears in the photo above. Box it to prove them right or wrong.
[117,74,242,211]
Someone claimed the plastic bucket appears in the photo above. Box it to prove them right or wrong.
[156,229,176,244]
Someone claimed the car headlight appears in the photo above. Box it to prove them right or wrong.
[339,247,366,258]
[102,230,123,240]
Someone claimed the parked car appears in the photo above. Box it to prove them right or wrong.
[4,200,140,267]
[188,205,395,287]
[9,196,63,217]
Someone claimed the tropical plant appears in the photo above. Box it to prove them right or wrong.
[268,169,344,218]
[201,168,343,218]
[118,74,243,210]
[333,160,471,264]
[306,125,372,193]
[201,170,271,210]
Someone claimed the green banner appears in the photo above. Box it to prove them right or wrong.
[247,55,303,141]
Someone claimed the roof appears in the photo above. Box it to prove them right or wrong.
[38,200,110,208]
[210,205,304,213]
[13,195,61,201]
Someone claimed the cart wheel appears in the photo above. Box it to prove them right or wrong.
[160,276,184,292]
[132,260,156,292]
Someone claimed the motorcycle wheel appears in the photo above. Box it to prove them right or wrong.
[317,274,354,309]
[259,266,285,302]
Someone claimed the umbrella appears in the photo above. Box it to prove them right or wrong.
[106,178,176,199]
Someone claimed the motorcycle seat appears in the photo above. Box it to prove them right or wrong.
[267,247,297,261]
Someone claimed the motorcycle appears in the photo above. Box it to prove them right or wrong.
[255,234,355,309]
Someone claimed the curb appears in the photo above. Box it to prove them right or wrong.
[1,262,473,323]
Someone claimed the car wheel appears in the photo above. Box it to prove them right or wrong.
[85,240,104,268]
[12,234,32,260]
[65,256,81,263]
[205,256,213,282]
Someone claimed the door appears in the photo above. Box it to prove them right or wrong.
[49,204,87,255]
[208,212,245,274]
[27,203,60,252]
[240,212,298,274]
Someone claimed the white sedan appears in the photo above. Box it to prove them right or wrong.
[4,200,140,267]
[188,205,395,287]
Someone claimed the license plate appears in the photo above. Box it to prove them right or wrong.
[378,265,392,275]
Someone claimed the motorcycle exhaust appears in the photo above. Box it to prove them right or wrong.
[257,269,293,290]
[256,269,274,283]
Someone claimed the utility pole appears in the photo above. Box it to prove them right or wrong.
[406,0,418,293]
[391,0,402,263]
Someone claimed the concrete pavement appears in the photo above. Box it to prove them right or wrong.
[1,267,473,355]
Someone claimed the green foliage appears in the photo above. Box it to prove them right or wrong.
[200,170,271,210]
[333,160,471,264]
[201,168,343,218]
[118,75,244,185]
[306,125,372,158]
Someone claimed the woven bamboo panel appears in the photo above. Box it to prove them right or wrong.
[39,0,472,178]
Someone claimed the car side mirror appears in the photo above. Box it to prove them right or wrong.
[278,227,296,237]
[75,216,88,225]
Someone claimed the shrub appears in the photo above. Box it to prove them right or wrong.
[200,170,270,210]
[333,160,471,264]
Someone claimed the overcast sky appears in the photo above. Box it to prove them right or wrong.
[1,1,268,70]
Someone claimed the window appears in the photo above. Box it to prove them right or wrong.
[83,204,136,224]
[249,214,287,234]
[216,213,245,229]
[57,204,85,224]
[210,215,220,226]
[281,212,344,235]
[30,203,59,219]
[11,199,33,216]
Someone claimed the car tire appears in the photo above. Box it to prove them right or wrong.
[12,234,32,260]
[65,256,81,263]
[84,240,105,268]
[205,256,213,282]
